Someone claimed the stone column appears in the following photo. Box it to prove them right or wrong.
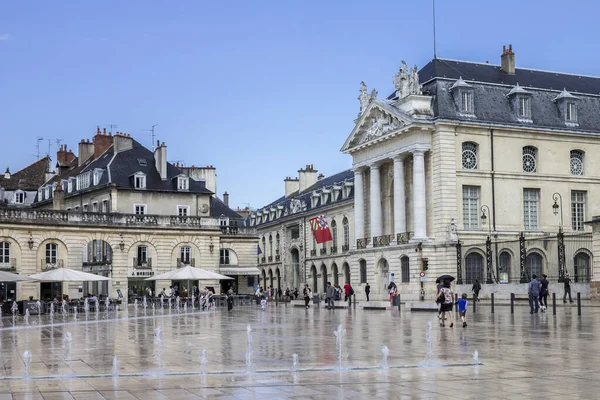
[353,169,365,244]
[412,150,427,239]
[369,163,382,238]
[393,155,406,237]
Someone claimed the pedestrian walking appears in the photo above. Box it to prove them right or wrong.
[260,295,267,311]
[539,274,549,312]
[472,280,481,302]
[528,275,541,314]
[456,293,468,328]
[365,283,370,302]
[438,280,454,327]
[326,282,336,309]
[388,282,397,302]
[226,293,234,311]
[563,273,573,303]
[343,282,351,302]
[436,281,444,320]
[303,284,312,309]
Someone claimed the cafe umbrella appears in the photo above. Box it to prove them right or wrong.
[0,271,38,282]
[145,265,233,294]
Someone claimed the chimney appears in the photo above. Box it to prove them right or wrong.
[317,173,325,181]
[223,191,229,207]
[113,132,133,153]
[93,128,114,158]
[78,139,94,166]
[284,176,300,197]
[181,165,216,193]
[4,167,10,180]
[298,164,318,192]
[56,145,76,166]
[501,44,515,75]
[154,141,167,180]
[52,181,65,211]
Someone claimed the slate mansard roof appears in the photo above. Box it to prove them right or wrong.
[0,157,51,191]
[414,58,600,133]
[250,169,354,227]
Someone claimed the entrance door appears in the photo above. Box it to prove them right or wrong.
[0,282,16,302]
[40,282,62,300]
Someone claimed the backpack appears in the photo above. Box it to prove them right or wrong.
[350,286,354,296]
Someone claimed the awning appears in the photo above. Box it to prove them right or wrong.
[219,267,261,276]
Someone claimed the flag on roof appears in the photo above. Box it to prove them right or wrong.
[309,215,333,244]
[257,245,262,255]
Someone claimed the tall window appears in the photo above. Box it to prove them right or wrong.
[499,251,511,283]
[137,246,148,264]
[134,174,146,189]
[359,259,367,284]
[461,91,474,113]
[523,189,540,231]
[465,253,484,285]
[0,242,10,265]
[571,191,586,231]
[14,191,24,204]
[275,233,280,254]
[269,235,273,256]
[461,142,478,169]
[518,96,531,118]
[570,150,584,176]
[220,249,230,265]
[180,246,191,264]
[102,199,109,213]
[401,256,410,283]
[331,220,337,247]
[525,253,543,279]
[574,252,590,283]
[566,102,577,122]
[462,186,480,230]
[343,217,349,248]
[45,243,57,264]
[178,177,189,191]
[262,237,266,256]
[313,234,316,251]
[522,146,537,173]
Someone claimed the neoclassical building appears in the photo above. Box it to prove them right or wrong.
[249,166,355,293]
[343,46,598,300]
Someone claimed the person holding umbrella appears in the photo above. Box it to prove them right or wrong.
[436,275,455,328]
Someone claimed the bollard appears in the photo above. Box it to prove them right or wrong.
[397,293,401,312]
[552,293,556,315]
[577,292,581,316]
[473,295,477,314]
[510,293,515,314]
[455,293,458,312]
[491,293,494,314]
[275,294,278,306]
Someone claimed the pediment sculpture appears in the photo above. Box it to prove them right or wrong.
[358,82,378,116]
[360,111,403,143]
[393,61,422,99]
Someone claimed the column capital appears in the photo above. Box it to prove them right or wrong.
[369,161,381,170]
[392,153,406,162]
[411,149,426,156]
[352,167,365,174]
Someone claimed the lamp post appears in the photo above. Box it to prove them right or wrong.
[552,193,566,282]
[480,205,494,284]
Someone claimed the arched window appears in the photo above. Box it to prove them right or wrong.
[465,253,484,285]
[332,263,339,286]
[525,252,543,280]
[275,233,280,255]
[574,252,590,283]
[268,234,273,256]
[311,265,318,292]
[343,262,350,283]
[462,142,478,170]
[522,146,537,173]
[331,219,337,249]
[570,150,584,176]
[261,237,266,255]
[401,256,410,283]
[499,251,511,283]
[0,242,10,266]
[359,259,367,284]
[45,243,57,264]
[220,249,230,265]
[342,217,349,249]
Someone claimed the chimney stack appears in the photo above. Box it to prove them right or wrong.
[56,145,76,166]
[501,44,515,75]
[298,164,318,192]
[78,139,94,166]
[154,141,168,180]
[93,128,114,158]
[223,191,229,207]
[284,176,300,197]
[52,181,65,211]
[4,167,10,180]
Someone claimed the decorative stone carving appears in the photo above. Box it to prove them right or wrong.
[447,218,458,242]
[358,81,370,114]
[361,111,403,143]
[393,61,422,99]
[289,199,306,214]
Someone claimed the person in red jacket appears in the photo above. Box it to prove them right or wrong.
[343,282,352,302]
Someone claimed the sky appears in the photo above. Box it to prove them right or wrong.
[1,0,599,210]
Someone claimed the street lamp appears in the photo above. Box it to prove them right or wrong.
[480,205,494,284]
[552,192,563,229]
[480,205,491,236]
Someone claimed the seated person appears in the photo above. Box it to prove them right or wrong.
[89,294,98,303]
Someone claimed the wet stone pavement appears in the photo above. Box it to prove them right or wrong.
[0,302,598,399]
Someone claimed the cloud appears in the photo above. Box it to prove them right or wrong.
[0,34,10,41]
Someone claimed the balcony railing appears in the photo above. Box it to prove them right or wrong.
[0,209,222,230]
[310,249,317,257]
[41,259,63,270]
[330,246,338,254]
[82,257,112,266]
[133,257,152,269]
[320,248,327,255]
[177,258,195,267]
[220,226,257,235]
[396,232,413,244]
[342,244,349,252]
[268,256,273,262]
[356,238,370,249]
[373,234,394,247]
[0,258,17,270]
[261,256,266,263]
[275,254,280,261]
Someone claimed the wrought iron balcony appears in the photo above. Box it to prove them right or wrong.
[356,238,369,249]
[41,258,63,270]
[342,244,349,252]
[220,226,257,235]
[396,232,413,245]
[133,257,152,269]
[177,258,195,267]
[275,254,280,261]
[0,258,16,271]
[330,246,338,254]
[82,257,112,266]
[310,250,317,257]
[320,248,327,255]
[261,256,266,263]
[373,234,394,247]
[268,256,273,262]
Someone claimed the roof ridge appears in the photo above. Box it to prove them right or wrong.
[12,155,51,175]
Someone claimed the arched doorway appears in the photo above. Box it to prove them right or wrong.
[359,260,367,284]
[465,253,484,284]
[83,239,113,297]
[343,262,350,284]
[320,264,327,293]
[310,265,317,293]
[332,263,339,286]
[290,248,300,290]
[378,258,389,292]
[276,268,281,290]
[574,252,590,283]
[499,251,511,283]
[525,252,543,280]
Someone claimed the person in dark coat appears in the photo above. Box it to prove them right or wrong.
[563,273,573,303]
[226,293,234,311]
[365,283,370,301]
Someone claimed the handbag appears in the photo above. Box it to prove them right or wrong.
[435,292,444,304]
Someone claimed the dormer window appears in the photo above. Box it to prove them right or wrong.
[67,178,74,193]
[320,189,330,205]
[451,77,475,115]
[332,185,341,201]
[554,89,579,126]
[342,181,353,199]
[518,97,530,117]
[45,186,51,199]
[38,188,43,201]
[177,176,189,191]
[14,191,24,204]
[311,192,319,208]
[93,169,103,185]
[508,84,532,121]
[566,102,576,122]
[76,172,91,191]
[133,172,146,189]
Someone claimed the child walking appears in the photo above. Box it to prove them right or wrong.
[260,295,267,311]
[456,293,468,328]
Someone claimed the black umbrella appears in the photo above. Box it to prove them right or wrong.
[436,275,455,283]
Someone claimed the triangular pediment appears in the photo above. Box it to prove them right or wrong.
[341,101,412,152]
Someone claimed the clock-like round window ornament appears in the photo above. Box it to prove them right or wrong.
[200,204,209,213]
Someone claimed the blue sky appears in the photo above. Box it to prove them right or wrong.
[1,0,598,209]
